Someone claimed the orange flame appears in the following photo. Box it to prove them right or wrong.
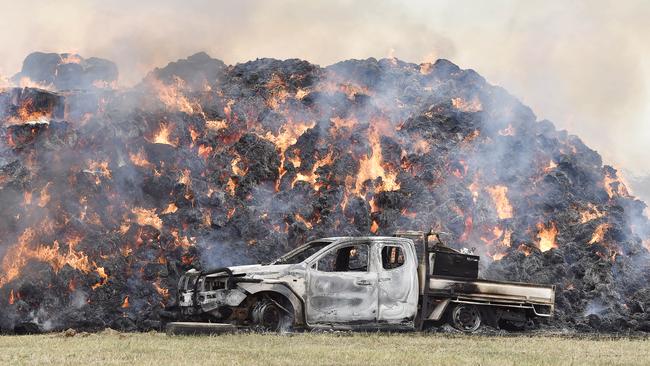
[536,222,558,252]
[320,80,371,100]
[230,155,247,176]
[6,97,53,125]
[129,148,151,167]
[85,160,112,185]
[370,220,379,233]
[451,97,482,112]
[544,160,557,173]
[170,230,194,249]
[91,266,109,290]
[486,185,513,219]
[161,203,178,215]
[412,138,431,154]
[355,126,400,194]
[132,207,163,230]
[38,182,51,208]
[23,190,32,206]
[206,119,228,131]
[589,223,610,244]
[468,178,480,203]
[265,121,316,154]
[291,151,334,189]
[0,229,92,287]
[330,116,357,131]
[150,124,178,146]
[294,214,313,229]
[15,76,53,91]
[153,281,169,298]
[149,76,196,114]
[492,253,506,261]
[518,244,533,256]
[178,169,192,186]
[603,171,630,199]
[265,120,315,182]
[501,229,512,248]
[265,74,290,109]
[226,177,237,196]
[579,203,605,224]
[295,89,309,100]
[198,145,213,159]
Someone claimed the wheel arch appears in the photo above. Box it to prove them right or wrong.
[237,283,305,325]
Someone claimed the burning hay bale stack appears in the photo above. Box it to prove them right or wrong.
[0,52,649,333]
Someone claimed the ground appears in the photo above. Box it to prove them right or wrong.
[0,331,648,365]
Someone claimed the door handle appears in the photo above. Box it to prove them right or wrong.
[379,277,391,282]
[355,279,372,286]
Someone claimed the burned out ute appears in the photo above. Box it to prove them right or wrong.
[176,231,555,332]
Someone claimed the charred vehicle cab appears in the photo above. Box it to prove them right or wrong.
[177,231,555,332]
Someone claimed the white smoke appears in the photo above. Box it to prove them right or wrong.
[1,0,648,186]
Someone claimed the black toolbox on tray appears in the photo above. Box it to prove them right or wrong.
[429,248,479,279]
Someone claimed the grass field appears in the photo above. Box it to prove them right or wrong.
[0,331,648,366]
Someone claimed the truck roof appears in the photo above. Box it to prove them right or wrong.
[315,236,412,242]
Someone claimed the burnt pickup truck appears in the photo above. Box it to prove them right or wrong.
[176,231,555,332]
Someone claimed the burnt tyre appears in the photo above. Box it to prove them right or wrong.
[450,304,482,332]
[251,297,294,332]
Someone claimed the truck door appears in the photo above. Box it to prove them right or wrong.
[306,241,378,325]
[377,241,418,323]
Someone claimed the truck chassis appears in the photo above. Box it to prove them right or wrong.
[175,231,555,332]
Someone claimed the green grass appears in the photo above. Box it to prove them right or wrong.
[0,331,648,366]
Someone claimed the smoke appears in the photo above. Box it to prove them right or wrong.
[2,1,648,193]
[584,300,607,317]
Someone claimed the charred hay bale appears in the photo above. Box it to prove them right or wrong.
[14,52,61,85]
[326,58,383,88]
[142,173,176,202]
[0,87,65,123]
[13,52,118,91]
[231,58,319,90]
[150,52,226,91]
[233,134,280,193]
[144,142,177,167]
[343,196,371,231]
[301,91,352,115]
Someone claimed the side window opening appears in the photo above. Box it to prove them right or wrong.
[382,245,405,270]
[317,244,369,272]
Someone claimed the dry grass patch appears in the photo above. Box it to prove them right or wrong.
[0,331,648,366]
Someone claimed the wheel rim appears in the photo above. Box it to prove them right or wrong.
[452,305,481,332]
[254,301,281,330]
[261,304,280,329]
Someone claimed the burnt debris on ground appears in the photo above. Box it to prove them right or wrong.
[0,51,649,334]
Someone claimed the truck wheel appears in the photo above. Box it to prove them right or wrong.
[251,298,293,332]
[450,304,482,332]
